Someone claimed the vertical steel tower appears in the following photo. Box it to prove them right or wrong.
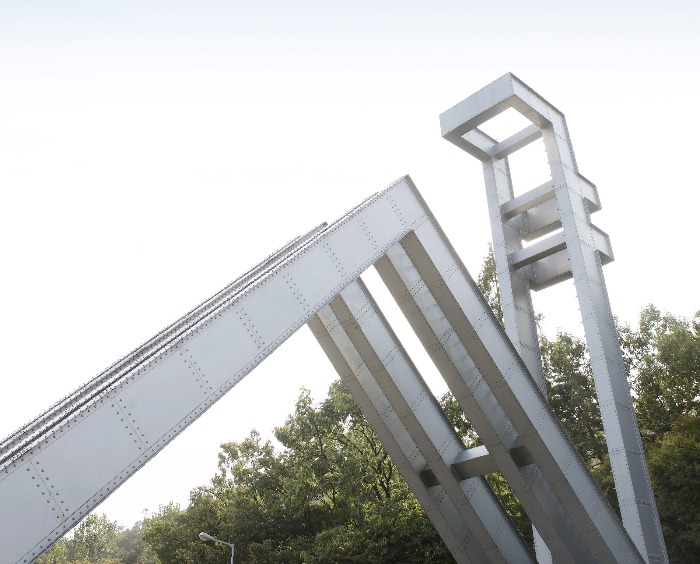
[441,72,667,563]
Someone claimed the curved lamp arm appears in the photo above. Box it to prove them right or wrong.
[199,531,234,563]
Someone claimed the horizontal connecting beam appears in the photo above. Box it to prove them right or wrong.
[420,443,535,487]
[491,124,542,159]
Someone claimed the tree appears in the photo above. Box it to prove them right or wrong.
[115,521,160,564]
[540,331,607,465]
[143,502,213,563]
[646,415,700,562]
[626,306,700,441]
[36,540,68,564]
[476,243,503,326]
[618,307,700,560]
[37,514,123,564]
[143,382,451,562]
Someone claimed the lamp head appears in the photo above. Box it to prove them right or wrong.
[199,532,215,542]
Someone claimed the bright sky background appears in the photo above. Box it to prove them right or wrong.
[1,1,699,528]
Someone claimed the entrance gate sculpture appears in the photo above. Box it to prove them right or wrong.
[0,75,666,563]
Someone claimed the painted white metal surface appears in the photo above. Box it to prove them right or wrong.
[441,73,667,563]
[0,179,425,563]
[374,220,642,562]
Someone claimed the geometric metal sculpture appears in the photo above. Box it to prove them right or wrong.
[440,73,668,563]
[0,77,664,563]
[310,205,644,561]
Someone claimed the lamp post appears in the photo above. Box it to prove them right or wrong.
[199,531,234,564]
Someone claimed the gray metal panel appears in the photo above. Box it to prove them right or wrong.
[523,249,573,290]
[115,350,209,446]
[181,303,265,390]
[517,199,562,241]
[0,461,64,562]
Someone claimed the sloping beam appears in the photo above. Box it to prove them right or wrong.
[0,178,426,563]
[375,221,643,562]
[312,280,533,563]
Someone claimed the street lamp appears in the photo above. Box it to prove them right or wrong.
[199,531,234,564]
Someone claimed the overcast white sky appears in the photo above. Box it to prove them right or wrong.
[1,1,699,527]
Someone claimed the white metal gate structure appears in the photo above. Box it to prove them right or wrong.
[0,77,665,563]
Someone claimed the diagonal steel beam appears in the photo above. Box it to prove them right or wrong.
[308,314,483,562]
[374,219,644,562]
[311,280,534,563]
[376,245,583,563]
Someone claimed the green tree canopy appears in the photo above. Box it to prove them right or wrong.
[144,381,451,563]
[37,514,158,564]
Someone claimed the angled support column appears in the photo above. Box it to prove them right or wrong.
[309,315,482,563]
[440,73,667,563]
[374,220,644,562]
[310,280,534,563]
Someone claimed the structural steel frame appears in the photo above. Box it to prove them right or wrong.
[0,76,665,563]
[440,72,667,563]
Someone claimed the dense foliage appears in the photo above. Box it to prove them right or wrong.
[36,515,158,564]
[38,248,700,562]
[142,382,451,562]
